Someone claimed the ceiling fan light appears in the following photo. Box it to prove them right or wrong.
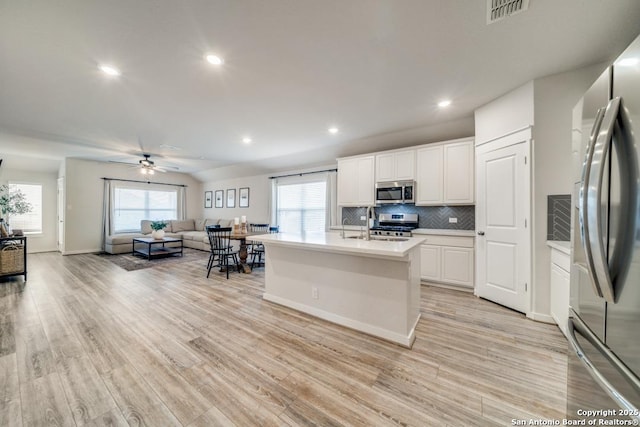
[205,54,224,65]
[148,169,155,175]
[140,168,148,175]
[99,64,121,77]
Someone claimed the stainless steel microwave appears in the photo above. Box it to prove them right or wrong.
[375,181,415,204]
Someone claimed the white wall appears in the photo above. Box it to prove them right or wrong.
[61,158,203,254]
[201,164,339,226]
[475,82,534,145]
[531,63,607,318]
[201,174,271,224]
[0,168,58,253]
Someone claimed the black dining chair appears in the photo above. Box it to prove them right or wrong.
[206,226,239,279]
[250,225,278,269]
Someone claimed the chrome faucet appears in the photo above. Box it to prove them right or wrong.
[365,205,375,241]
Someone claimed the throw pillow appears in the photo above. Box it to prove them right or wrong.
[171,219,195,232]
[195,218,207,231]
[140,220,152,234]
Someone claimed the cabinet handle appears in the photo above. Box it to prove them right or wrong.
[477,231,485,236]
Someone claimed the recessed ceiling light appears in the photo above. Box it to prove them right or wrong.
[328,127,339,134]
[242,137,252,144]
[205,54,224,65]
[159,144,181,151]
[99,64,121,77]
[438,100,452,108]
[617,58,639,67]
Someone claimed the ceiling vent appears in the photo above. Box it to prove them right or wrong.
[487,0,530,24]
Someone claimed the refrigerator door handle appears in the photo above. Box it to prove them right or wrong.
[580,106,606,298]
[568,314,640,420]
[587,98,620,302]
[586,97,638,303]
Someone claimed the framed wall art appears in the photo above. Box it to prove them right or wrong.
[204,191,213,208]
[239,187,250,208]
[215,190,223,208]
[226,188,236,208]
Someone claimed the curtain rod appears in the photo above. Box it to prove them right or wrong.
[102,177,187,187]
[269,168,337,180]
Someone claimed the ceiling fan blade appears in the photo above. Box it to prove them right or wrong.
[108,160,138,166]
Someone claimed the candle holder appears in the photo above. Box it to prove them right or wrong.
[241,222,248,234]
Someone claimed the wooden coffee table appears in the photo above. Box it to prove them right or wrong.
[132,237,183,260]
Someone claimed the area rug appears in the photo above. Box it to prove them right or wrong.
[94,248,209,271]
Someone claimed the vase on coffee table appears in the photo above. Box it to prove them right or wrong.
[152,229,165,240]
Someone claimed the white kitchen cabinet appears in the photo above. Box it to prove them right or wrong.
[420,234,474,289]
[416,138,474,205]
[420,245,441,282]
[337,155,375,206]
[549,244,570,337]
[375,150,415,182]
[444,139,474,204]
[416,145,443,204]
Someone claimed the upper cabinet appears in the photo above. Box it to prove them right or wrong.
[337,155,375,206]
[416,138,474,205]
[375,150,415,182]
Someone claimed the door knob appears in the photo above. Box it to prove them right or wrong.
[477,231,485,236]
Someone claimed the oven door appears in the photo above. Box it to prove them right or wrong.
[375,185,403,204]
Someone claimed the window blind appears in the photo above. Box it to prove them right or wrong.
[275,180,326,233]
[8,183,43,233]
[113,187,178,233]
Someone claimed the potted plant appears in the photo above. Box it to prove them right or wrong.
[0,184,32,227]
[150,220,168,240]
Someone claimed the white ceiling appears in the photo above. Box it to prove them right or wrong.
[1,1,639,178]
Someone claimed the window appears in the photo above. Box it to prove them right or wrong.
[113,186,178,233]
[8,183,43,233]
[275,180,327,234]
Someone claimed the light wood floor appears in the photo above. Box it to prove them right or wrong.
[0,251,568,426]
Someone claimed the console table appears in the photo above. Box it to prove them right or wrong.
[0,236,27,281]
[132,237,183,260]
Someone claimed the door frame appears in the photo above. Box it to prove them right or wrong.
[475,127,532,316]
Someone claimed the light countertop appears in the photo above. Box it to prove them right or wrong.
[546,240,571,255]
[254,232,425,258]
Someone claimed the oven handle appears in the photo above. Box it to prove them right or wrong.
[568,313,640,420]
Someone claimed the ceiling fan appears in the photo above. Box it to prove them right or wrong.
[109,153,179,175]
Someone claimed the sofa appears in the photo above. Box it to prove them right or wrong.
[104,218,234,254]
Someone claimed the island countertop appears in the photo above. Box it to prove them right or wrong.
[254,232,425,258]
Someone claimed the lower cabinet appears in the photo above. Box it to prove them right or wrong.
[549,246,570,337]
[420,235,474,290]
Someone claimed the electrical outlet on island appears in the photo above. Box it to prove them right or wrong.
[449,217,458,224]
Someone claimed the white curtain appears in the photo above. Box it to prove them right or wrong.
[177,186,187,220]
[101,179,114,251]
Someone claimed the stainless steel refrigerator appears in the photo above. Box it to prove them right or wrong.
[568,34,640,421]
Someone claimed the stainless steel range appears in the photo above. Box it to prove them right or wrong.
[370,213,418,237]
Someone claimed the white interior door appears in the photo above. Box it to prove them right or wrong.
[476,139,530,314]
[57,177,64,252]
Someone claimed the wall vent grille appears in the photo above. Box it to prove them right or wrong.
[487,0,530,24]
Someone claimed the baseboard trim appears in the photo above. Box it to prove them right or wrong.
[62,249,102,256]
[527,311,555,324]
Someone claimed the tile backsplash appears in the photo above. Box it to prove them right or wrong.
[341,204,475,230]
[547,194,571,241]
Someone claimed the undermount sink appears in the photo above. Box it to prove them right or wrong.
[346,235,409,242]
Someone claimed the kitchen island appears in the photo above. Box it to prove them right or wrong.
[256,232,424,347]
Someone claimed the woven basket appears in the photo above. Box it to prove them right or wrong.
[0,244,24,274]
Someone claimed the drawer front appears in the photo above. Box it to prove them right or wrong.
[420,235,474,248]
